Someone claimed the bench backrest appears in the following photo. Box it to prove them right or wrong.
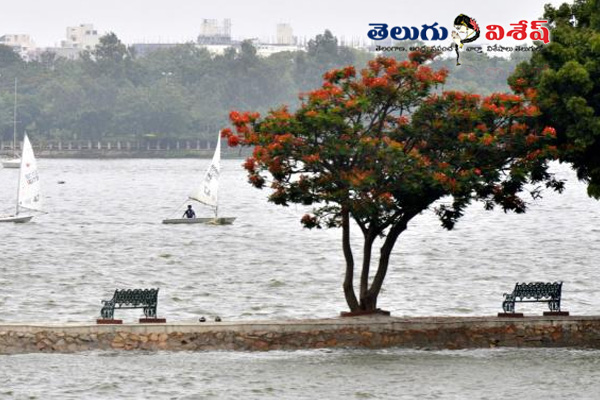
[513,282,562,300]
[112,288,159,306]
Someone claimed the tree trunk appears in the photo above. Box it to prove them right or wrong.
[363,215,414,311]
[359,230,376,306]
[342,207,360,311]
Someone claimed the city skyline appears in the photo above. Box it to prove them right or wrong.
[2,0,566,47]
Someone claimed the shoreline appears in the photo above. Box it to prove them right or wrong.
[1,150,249,159]
[1,315,599,354]
[1,139,251,159]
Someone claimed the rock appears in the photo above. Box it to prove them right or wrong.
[253,340,270,351]
[78,334,92,342]
[113,335,125,343]
[157,341,168,350]
[139,342,154,350]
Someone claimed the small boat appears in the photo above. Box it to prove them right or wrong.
[1,78,21,169]
[162,132,236,225]
[162,217,236,225]
[2,158,20,169]
[0,134,43,223]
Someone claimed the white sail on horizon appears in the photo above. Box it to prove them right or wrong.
[188,133,221,208]
[17,134,42,213]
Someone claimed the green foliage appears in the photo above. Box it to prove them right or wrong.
[0,45,23,68]
[294,30,355,90]
[93,32,133,63]
[509,0,600,197]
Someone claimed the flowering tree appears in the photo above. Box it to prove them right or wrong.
[223,50,564,313]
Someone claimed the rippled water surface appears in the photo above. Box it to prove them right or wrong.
[2,348,600,399]
[1,159,599,398]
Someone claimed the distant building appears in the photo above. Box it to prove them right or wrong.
[3,20,313,62]
[197,19,232,45]
[0,34,36,59]
[61,24,100,50]
[254,43,303,57]
[131,43,181,57]
[194,21,303,57]
[276,23,294,45]
[199,44,237,56]
[34,23,101,61]
[39,47,81,60]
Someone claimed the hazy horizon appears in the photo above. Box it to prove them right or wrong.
[2,0,567,47]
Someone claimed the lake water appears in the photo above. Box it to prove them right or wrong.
[1,159,599,399]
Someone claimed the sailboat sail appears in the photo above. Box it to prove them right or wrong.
[17,134,42,212]
[189,133,221,208]
[162,131,235,225]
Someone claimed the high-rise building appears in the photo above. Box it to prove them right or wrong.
[197,19,232,45]
[276,23,294,45]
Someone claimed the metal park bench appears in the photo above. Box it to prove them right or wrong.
[500,282,567,316]
[99,288,160,322]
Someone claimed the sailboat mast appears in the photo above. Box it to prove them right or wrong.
[15,155,21,217]
[13,78,17,157]
[13,78,19,215]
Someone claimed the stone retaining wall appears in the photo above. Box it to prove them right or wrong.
[1,316,600,354]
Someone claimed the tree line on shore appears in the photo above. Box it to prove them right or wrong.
[0,30,528,144]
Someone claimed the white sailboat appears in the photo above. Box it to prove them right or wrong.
[2,78,21,169]
[0,134,42,223]
[162,132,236,225]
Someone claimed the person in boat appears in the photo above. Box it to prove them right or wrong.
[183,205,196,219]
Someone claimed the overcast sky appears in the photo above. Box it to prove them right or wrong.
[2,0,568,47]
